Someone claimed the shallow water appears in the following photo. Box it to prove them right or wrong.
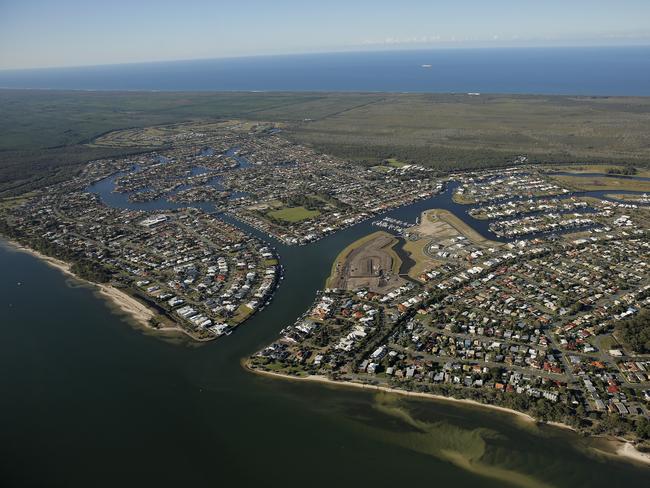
[2,173,649,486]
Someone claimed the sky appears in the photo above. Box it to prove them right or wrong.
[1,0,650,70]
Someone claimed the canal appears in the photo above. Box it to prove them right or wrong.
[1,171,648,487]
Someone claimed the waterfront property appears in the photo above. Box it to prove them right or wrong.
[1,123,649,455]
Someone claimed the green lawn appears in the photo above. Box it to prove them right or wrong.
[231,303,254,324]
[386,158,407,168]
[268,206,320,222]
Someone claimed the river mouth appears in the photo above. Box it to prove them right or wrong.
[1,169,648,487]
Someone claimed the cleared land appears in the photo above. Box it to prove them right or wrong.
[426,209,500,246]
[327,231,404,292]
[402,238,443,280]
[403,209,503,280]
[550,175,650,192]
[3,89,650,196]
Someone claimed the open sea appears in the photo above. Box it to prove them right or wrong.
[1,46,649,95]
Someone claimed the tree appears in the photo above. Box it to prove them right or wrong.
[615,309,650,353]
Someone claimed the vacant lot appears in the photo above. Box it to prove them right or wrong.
[327,231,404,292]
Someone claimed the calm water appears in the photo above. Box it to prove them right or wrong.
[2,174,649,487]
[1,47,650,95]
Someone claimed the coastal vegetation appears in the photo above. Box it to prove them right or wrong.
[543,164,649,177]
[3,89,650,197]
[607,166,638,176]
[0,220,112,283]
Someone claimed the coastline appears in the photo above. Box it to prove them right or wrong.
[245,363,537,422]
[617,441,650,466]
[1,237,187,338]
[245,363,650,467]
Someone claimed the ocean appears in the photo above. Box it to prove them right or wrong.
[1,46,649,95]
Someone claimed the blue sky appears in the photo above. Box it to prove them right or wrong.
[1,0,650,69]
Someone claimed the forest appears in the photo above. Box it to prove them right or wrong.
[3,89,650,197]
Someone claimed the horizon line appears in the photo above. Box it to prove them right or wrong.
[2,41,650,73]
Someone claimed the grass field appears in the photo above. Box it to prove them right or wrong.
[402,238,441,280]
[386,158,407,168]
[231,303,255,324]
[267,206,320,222]
[3,89,650,196]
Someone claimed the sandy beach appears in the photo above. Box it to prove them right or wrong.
[95,282,154,326]
[245,363,536,423]
[3,238,171,332]
[247,364,650,466]
[617,441,650,466]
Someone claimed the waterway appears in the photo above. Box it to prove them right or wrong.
[2,171,649,487]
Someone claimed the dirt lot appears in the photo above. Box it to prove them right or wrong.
[403,209,503,280]
[327,231,405,293]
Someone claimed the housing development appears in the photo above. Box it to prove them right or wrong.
[0,121,442,338]
[5,5,650,486]
[249,168,650,438]
[1,121,649,444]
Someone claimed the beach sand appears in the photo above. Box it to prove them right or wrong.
[247,364,650,466]
[2,239,180,334]
[616,441,650,466]
[246,364,536,423]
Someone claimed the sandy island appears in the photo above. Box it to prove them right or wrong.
[246,363,650,467]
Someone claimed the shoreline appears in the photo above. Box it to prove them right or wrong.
[616,441,650,466]
[245,363,537,422]
[1,237,190,339]
[245,363,650,467]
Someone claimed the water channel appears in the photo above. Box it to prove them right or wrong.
[1,168,648,487]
